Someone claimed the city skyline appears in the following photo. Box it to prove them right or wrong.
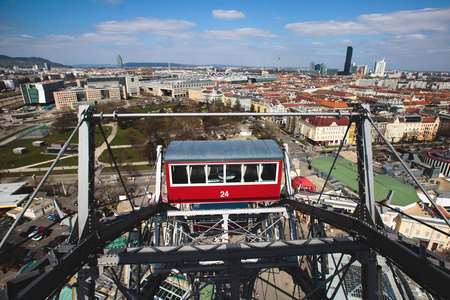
[0,1,449,71]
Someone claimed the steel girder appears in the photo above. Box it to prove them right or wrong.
[97,237,368,265]
[5,203,171,300]
[283,198,450,299]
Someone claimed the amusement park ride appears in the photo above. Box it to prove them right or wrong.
[1,104,449,299]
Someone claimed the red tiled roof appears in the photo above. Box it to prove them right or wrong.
[302,116,350,127]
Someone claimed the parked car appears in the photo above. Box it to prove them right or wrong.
[30,226,46,240]
[26,226,37,235]
[32,233,44,241]
[28,226,42,238]
[42,228,52,238]
[48,212,60,222]
[24,251,34,262]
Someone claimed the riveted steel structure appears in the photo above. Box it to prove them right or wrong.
[2,105,450,300]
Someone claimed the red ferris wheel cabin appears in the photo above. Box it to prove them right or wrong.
[164,140,283,204]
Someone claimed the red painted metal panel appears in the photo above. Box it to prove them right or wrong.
[165,161,282,204]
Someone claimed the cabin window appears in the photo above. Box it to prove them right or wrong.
[171,162,278,185]
[171,165,188,184]
[243,164,259,182]
[226,164,242,183]
[190,165,206,184]
[261,164,277,181]
[207,165,224,183]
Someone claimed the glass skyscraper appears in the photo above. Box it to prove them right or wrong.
[117,54,123,69]
[343,46,353,75]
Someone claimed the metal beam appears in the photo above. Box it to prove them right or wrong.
[93,112,362,119]
[77,105,98,240]
[283,143,294,196]
[353,105,377,226]
[154,145,162,202]
[6,203,170,300]
[167,206,287,217]
[97,237,368,266]
[283,198,450,299]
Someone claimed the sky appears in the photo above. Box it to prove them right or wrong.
[0,0,449,71]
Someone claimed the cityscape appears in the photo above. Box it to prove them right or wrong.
[0,1,450,300]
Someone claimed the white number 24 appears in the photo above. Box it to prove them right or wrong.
[220,191,229,198]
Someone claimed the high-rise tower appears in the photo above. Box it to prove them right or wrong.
[374,58,386,77]
[343,46,353,75]
[117,54,123,69]
[278,52,280,72]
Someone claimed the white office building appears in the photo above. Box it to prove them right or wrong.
[374,59,386,77]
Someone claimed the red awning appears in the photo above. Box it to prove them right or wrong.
[292,176,316,193]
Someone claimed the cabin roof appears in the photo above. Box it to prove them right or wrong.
[164,140,283,163]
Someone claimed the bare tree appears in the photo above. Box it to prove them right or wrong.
[126,128,141,146]
[52,112,77,133]
[124,163,138,178]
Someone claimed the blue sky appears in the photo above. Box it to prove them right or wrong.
[0,0,449,71]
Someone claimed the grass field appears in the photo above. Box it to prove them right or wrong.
[310,156,420,206]
[0,126,111,169]
[32,156,78,168]
[110,127,144,146]
[2,168,78,177]
[98,147,143,163]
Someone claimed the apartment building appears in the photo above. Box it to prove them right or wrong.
[290,116,352,146]
[54,87,122,110]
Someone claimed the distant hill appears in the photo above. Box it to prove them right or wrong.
[124,62,193,68]
[73,62,194,68]
[0,55,67,68]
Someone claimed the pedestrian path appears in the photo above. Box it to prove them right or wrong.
[5,123,151,174]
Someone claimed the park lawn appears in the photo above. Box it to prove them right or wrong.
[0,139,69,168]
[110,127,144,146]
[3,169,78,177]
[0,126,111,169]
[101,165,153,173]
[0,131,20,143]
[98,147,143,163]
[95,126,112,147]
[32,156,78,168]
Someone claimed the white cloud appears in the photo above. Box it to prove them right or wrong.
[94,17,197,36]
[285,7,450,36]
[357,8,450,35]
[202,28,278,41]
[285,21,372,36]
[212,9,245,20]
[276,17,286,21]
[377,33,450,54]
